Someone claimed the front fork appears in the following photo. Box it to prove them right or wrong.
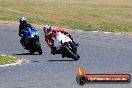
[68,41,77,54]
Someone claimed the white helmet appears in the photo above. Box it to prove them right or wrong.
[19,16,27,23]
[43,25,52,35]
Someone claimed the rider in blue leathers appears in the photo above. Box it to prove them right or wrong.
[18,17,33,48]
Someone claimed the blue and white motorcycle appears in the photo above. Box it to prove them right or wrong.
[20,27,42,55]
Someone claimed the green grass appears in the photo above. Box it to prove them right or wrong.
[0,55,17,65]
[0,0,132,32]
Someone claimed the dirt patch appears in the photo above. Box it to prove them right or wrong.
[0,20,43,29]
[0,20,64,29]
[0,20,19,25]
[0,20,132,35]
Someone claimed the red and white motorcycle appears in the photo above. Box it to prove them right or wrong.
[53,32,80,61]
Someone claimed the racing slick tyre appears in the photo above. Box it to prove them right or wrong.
[29,49,35,54]
[35,41,43,55]
[38,48,43,55]
[64,45,79,61]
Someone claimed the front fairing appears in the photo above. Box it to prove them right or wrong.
[53,32,72,49]
[23,28,38,38]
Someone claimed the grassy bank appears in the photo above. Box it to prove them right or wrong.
[0,55,17,65]
[0,0,132,32]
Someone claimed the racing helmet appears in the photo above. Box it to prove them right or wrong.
[19,16,27,24]
[43,25,52,35]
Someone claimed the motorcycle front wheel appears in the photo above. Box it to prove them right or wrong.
[64,45,79,61]
[29,49,35,54]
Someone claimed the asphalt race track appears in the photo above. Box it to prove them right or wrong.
[0,24,132,88]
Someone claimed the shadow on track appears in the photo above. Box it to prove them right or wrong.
[48,59,75,62]
[12,53,38,55]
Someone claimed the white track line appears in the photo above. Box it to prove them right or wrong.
[76,29,123,35]
[92,31,98,32]
[103,32,112,34]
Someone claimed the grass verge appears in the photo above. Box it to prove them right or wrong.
[0,55,17,65]
[0,0,132,32]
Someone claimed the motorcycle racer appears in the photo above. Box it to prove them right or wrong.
[43,25,79,54]
[18,17,34,48]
